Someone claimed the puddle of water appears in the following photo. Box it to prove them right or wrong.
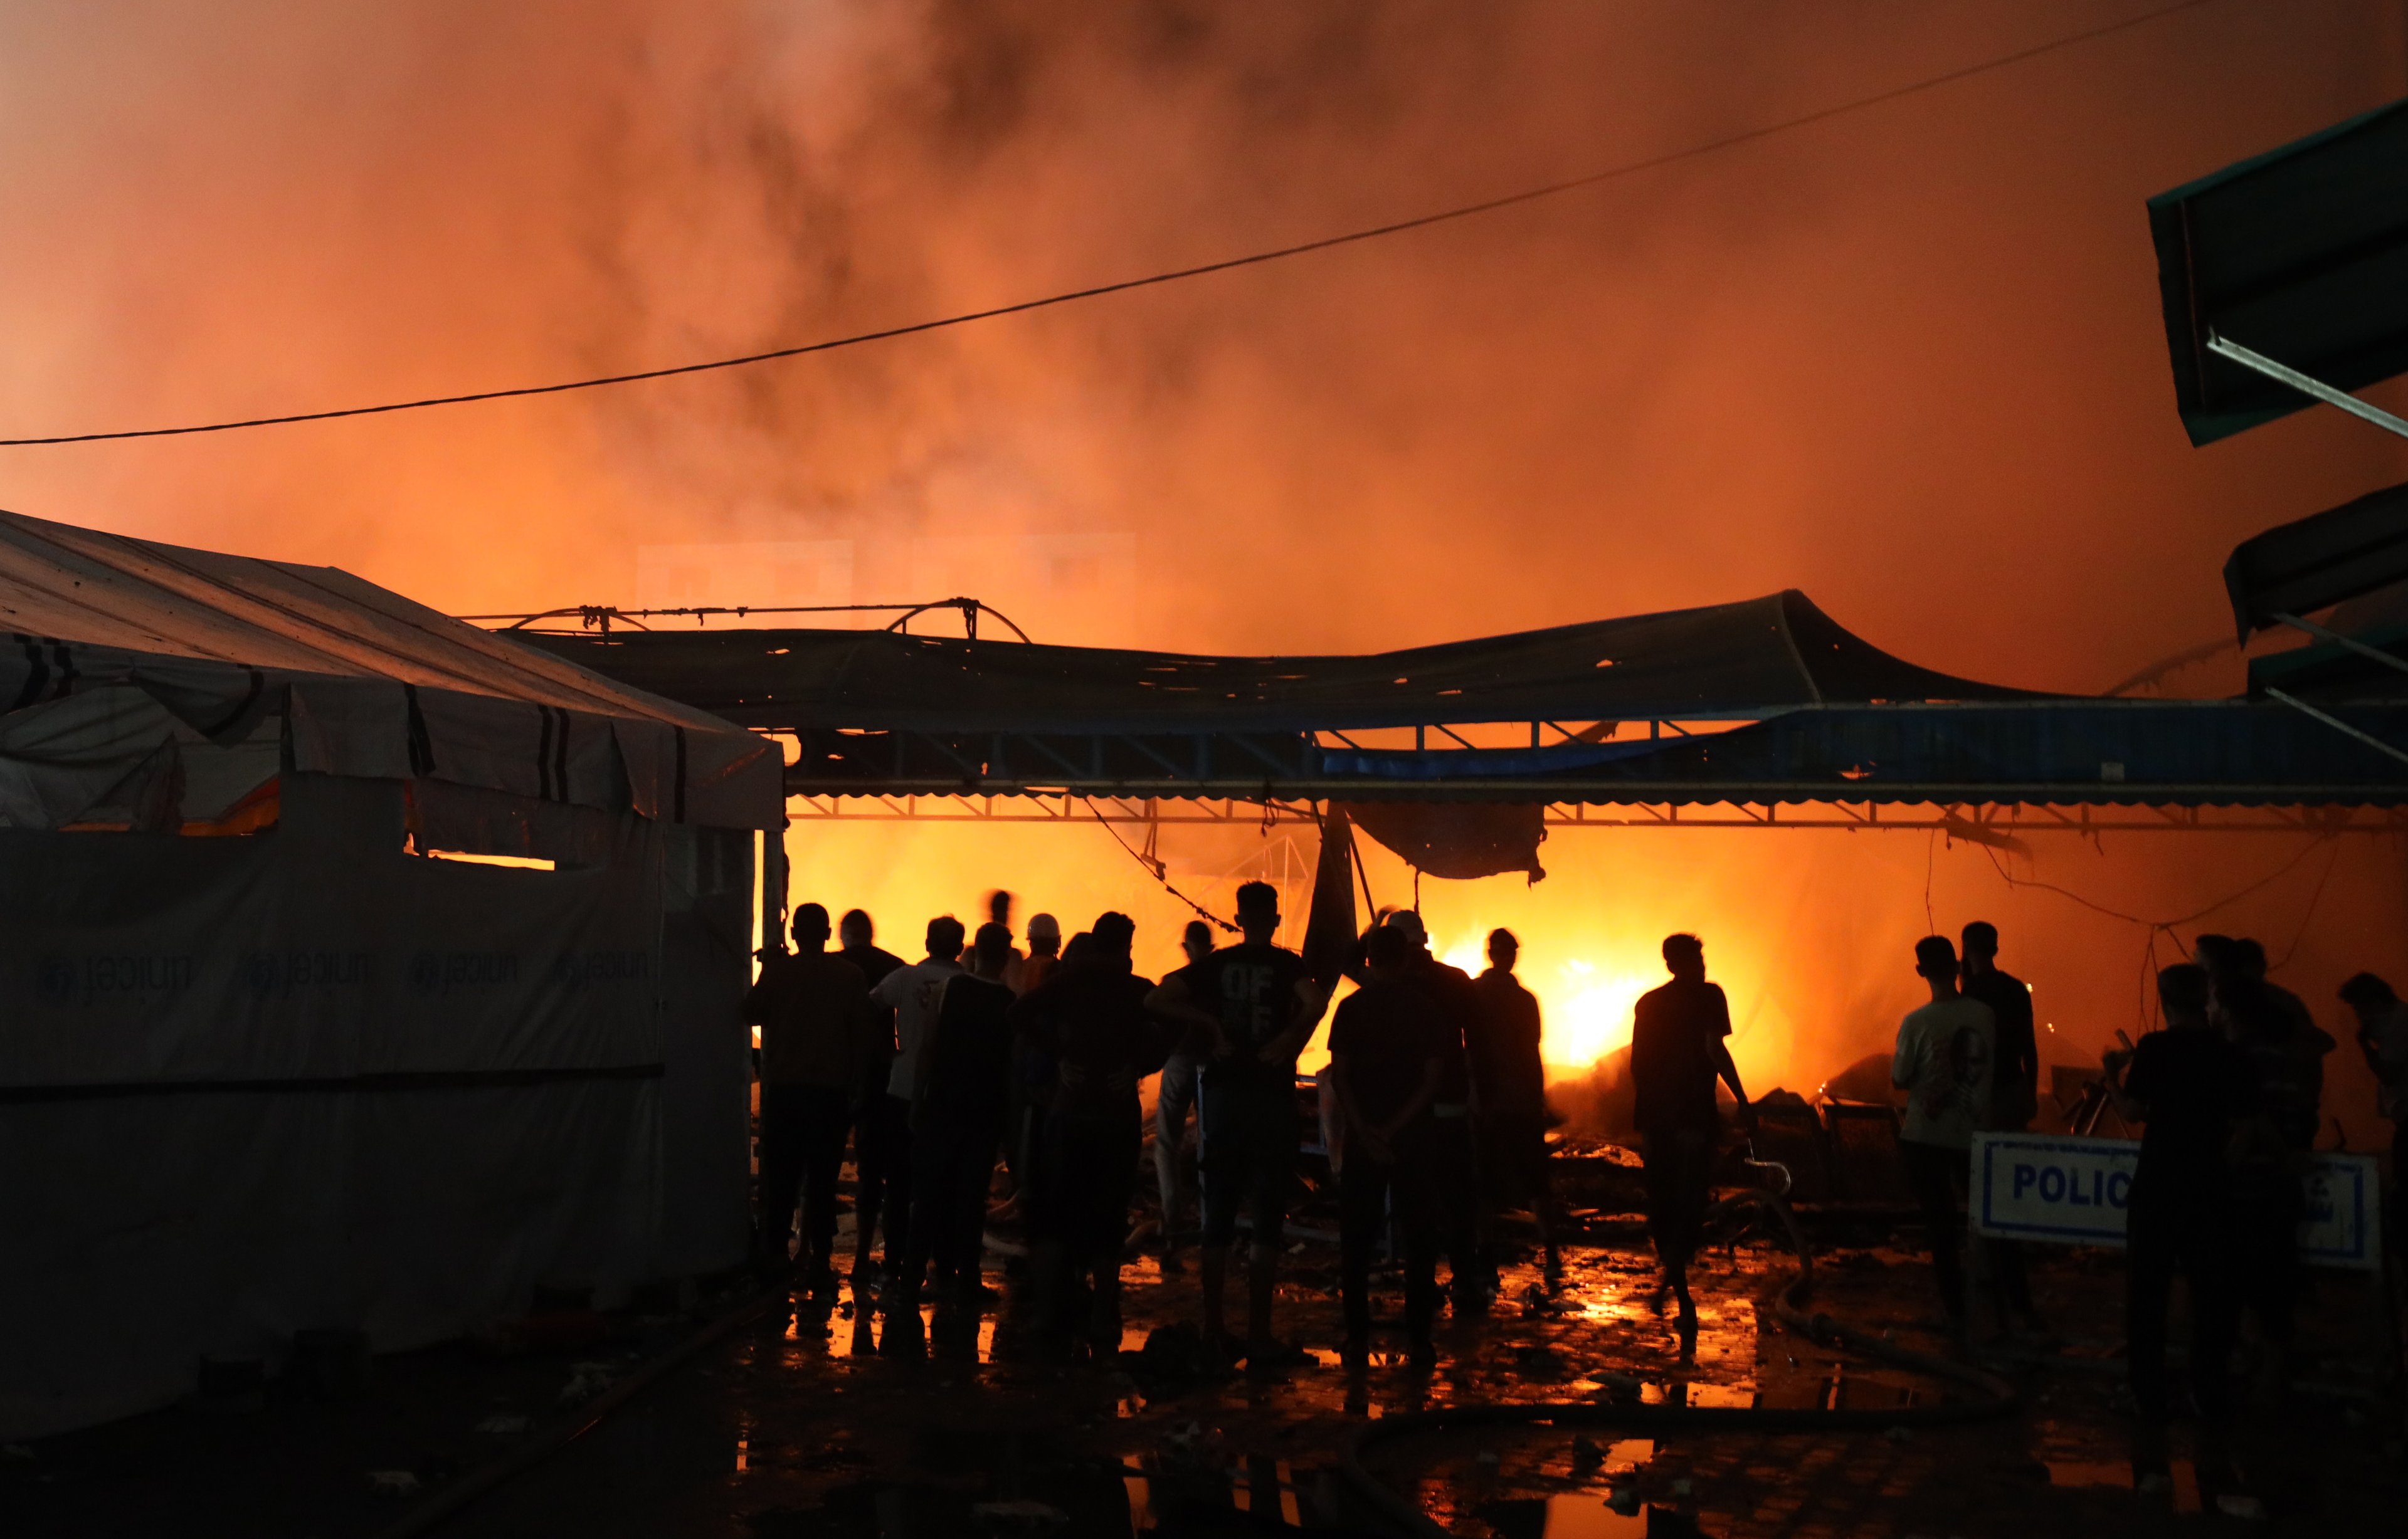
[1637,1380,1755,1409]
[1536,1493,1650,1537]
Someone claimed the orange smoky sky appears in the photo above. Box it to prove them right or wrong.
[5,2,2408,1136]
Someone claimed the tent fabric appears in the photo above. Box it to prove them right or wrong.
[0,509,782,830]
[520,589,2041,736]
[2148,97,2408,446]
[0,775,749,1439]
[1340,800,1548,883]
[0,508,727,724]
[2222,480,2408,640]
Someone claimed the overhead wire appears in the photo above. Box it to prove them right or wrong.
[1077,797,1238,933]
[0,0,2214,448]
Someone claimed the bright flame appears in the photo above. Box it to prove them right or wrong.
[1439,939,1657,1069]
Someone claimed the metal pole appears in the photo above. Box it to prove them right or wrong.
[2273,611,2408,678]
[2205,334,2408,443]
[2264,686,2408,769]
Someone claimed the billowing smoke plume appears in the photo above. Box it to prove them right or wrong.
[4,2,2406,1135]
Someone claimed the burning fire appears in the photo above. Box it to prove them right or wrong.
[1438,938,1657,1071]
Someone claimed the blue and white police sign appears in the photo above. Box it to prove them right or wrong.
[1969,1132,2382,1271]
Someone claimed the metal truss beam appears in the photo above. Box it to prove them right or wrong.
[783,793,2408,836]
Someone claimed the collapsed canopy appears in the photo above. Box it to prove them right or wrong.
[519,589,2039,737]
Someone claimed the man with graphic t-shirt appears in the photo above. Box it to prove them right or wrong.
[1148,883,1325,1369]
[1891,935,1994,1333]
[859,916,965,1306]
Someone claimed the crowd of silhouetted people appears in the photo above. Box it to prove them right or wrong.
[744,891,2408,1466]
[744,887,1558,1369]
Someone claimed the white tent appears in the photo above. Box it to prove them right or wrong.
[0,510,783,1439]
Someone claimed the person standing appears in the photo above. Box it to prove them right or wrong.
[2212,938,2329,1397]
[2340,972,2408,1259]
[1472,928,1561,1283]
[1015,912,1062,994]
[1959,920,2043,1334]
[1010,912,1174,1354]
[742,903,871,1298]
[1891,935,1995,1335]
[858,917,965,1306]
[898,923,1019,1310]
[1383,910,1488,1314]
[1630,933,1753,1343]
[1153,885,1324,1368]
[838,909,905,1283]
[1146,920,1218,1273]
[1328,924,1449,1367]
[2103,964,2258,1497]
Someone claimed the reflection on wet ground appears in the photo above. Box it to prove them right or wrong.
[14,1227,2402,1537]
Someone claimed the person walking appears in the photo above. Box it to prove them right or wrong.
[1328,924,1449,1368]
[1960,920,2043,1335]
[742,903,872,1300]
[1630,933,1753,1346]
[1891,935,1994,1336]
[1472,928,1561,1283]
[857,916,965,1306]
[2103,964,2259,1500]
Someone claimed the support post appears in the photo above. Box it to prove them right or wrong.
[759,822,789,967]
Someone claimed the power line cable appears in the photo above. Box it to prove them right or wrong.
[0,0,2212,448]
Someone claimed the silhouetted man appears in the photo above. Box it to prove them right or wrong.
[1891,935,1993,1335]
[2213,937,2331,1399]
[1630,932,1751,1343]
[1473,928,1560,1281]
[743,903,870,1298]
[1960,920,2042,1334]
[858,916,964,1306]
[1011,912,1173,1353]
[1329,924,1448,1367]
[899,923,1018,1310]
[2104,964,2257,1499]
[1151,884,1324,1368]
[838,908,905,1283]
[2341,972,2408,1258]
[1146,919,1217,1273]
[1384,909,1487,1313]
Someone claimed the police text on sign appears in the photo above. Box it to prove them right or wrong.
[1968,1132,2381,1271]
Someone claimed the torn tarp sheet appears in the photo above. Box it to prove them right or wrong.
[1340,800,1548,883]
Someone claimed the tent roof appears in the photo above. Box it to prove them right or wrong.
[2223,479,2408,641]
[2148,96,2408,446]
[517,589,2046,736]
[0,508,731,730]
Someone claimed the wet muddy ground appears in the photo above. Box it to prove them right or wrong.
[16,1196,2404,1538]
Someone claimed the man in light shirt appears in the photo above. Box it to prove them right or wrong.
[1891,934,1994,1335]
[856,915,964,1306]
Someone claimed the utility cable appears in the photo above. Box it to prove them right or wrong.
[1078,796,1239,932]
[0,0,2212,448]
